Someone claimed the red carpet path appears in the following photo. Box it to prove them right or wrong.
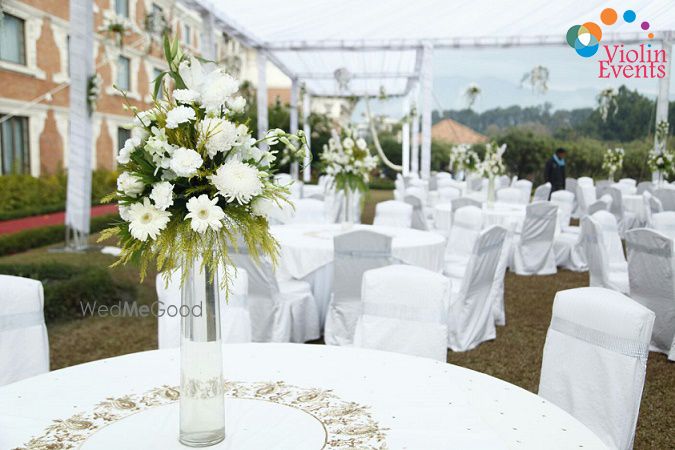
[0,204,118,235]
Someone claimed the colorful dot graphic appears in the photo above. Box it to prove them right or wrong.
[600,8,617,25]
[641,21,650,30]
[623,9,636,23]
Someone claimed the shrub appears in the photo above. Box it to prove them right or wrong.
[0,262,136,322]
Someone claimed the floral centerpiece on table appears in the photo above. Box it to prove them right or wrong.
[476,142,506,206]
[602,147,624,181]
[320,128,378,194]
[448,144,469,174]
[101,36,305,284]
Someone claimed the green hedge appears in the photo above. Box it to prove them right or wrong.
[0,214,117,257]
[0,261,136,322]
[0,170,117,220]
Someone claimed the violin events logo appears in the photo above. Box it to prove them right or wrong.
[566,8,666,79]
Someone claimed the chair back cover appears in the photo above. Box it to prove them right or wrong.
[550,190,575,230]
[581,216,610,289]
[648,192,664,214]
[404,194,429,230]
[467,175,483,191]
[498,175,511,189]
[286,198,327,224]
[448,226,507,352]
[576,183,597,216]
[587,199,609,216]
[0,275,49,386]
[539,287,654,450]
[354,264,449,361]
[438,186,461,204]
[373,200,413,228]
[156,266,251,349]
[533,182,552,201]
[595,179,612,197]
[654,188,675,211]
[513,179,533,203]
[447,206,483,261]
[450,197,481,213]
[436,171,452,179]
[651,211,675,240]
[613,182,636,196]
[516,202,558,274]
[593,210,627,269]
[636,181,653,195]
[619,178,637,187]
[565,177,577,194]
[625,228,675,357]
[605,187,625,223]
[577,176,594,187]
[496,187,523,204]
[436,177,454,189]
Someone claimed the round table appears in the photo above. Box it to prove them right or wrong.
[0,344,606,450]
[271,224,446,324]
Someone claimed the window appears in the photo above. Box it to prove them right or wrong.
[149,4,165,35]
[0,115,30,175]
[117,56,131,91]
[115,0,129,17]
[183,24,191,45]
[153,67,164,99]
[0,14,26,65]
[118,127,131,149]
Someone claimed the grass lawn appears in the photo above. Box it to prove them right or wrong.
[1,189,672,449]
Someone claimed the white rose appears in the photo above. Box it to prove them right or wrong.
[117,172,145,197]
[117,136,141,164]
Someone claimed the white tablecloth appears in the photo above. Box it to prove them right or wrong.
[0,344,606,450]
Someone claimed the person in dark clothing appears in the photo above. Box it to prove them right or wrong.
[545,147,567,194]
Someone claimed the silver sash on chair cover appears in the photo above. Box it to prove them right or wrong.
[0,311,45,332]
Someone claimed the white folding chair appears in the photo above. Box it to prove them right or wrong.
[324,230,393,346]
[581,213,629,294]
[373,200,413,228]
[496,187,523,204]
[625,228,675,360]
[229,250,320,343]
[354,264,449,361]
[447,226,507,352]
[533,182,552,202]
[651,211,675,240]
[576,183,597,217]
[513,179,533,203]
[539,287,654,450]
[0,275,49,386]
[156,265,252,348]
[443,205,483,278]
[511,202,558,275]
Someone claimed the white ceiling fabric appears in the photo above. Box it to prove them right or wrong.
[196,0,675,96]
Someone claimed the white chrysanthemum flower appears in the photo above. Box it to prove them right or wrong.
[131,126,149,142]
[117,171,145,197]
[144,136,175,169]
[165,105,196,129]
[133,109,156,128]
[201,70,239,113]
[343,137,354,149]
[228,96,246,113]
[209,160,263,204]
[178,58,205,92]
[356,138,367,150]
[185,194,225,233]
[169,147,203,178]
[117,136,141,164]
[251,197,287,221]
[127,198,171,241]
[173,89,200,104]
[149,181,174,211]
[199,117,238,158]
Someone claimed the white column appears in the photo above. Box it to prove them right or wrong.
[420,42,434,180]
[256,52,268,149]
[302,92,312,182]
[411,84,420,176]
[199,9,216,61]
[401,95,410,176]
[290,78,300,180]
[64,0,94,250]
[655,37,672,154]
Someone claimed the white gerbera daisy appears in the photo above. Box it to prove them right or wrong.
[185,195,225,233]
[165,105,196,129]
[127,198,171,241]
[173,89,201,104]
[117,171,145,197]
[209,160,263,204]
[117,136,141,164]
[169,147,203,177]
[199,117,238,158]
[149,181,174,210]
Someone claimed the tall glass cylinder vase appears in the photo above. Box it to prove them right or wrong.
[487,176,496,209]
[341,187,354,229]
[180,263,225,447]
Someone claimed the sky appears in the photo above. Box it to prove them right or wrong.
[354,44,674,119]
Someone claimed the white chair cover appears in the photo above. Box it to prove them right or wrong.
[654,188,675,211]
[285,198,328,224]
[353,264,449,361]
[394,176,406,202]
[437,186,461,204]
[447,226,507,352]
[539,287,654,450]
[513,179,533,203]
[533,182,552,202]
[511,202,558,275]
[576,184,597,217]
[625,228,675,359]
[587,198,609,216]
[156,266,252,349]
[498,175,511,189]
[0,275,49,386]
[324,230,393,346]
[436,171,452,179]
[373,200,413,228]
[496,187,523,204]
[405,186,427,204]
[432,203,453,237]
[577,176,594,187]
[436,177,454,189]
[612,182,636,196]
[451,197,481,213]
[619,178,637,188]
[581,213,629,294]
[229,250,320,343]
[443,206,483,278]
[489,222,514,327]
[550,190,575,232]
[651,211,675,240]
[636,181,653,195]
[552,191,586,272]
[404,194,430,231]
[605,187,638,234]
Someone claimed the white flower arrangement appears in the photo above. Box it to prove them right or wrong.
[602,147,624,178]
[320,129,378,193]
[448,144,471,173]
[101,36,306,284]
[476,143,507,179]
[647,149,675,176]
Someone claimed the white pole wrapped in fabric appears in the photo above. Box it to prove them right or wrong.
[199,9,217,60]
[256,51,268,149]
[411,87,420,176]
[420,42,433,180]
[302,92,311,182]
[401,95,410,176]
[64,0,94,250]
[290,78,300,180]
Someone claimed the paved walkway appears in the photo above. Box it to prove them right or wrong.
[0,204,118,235]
